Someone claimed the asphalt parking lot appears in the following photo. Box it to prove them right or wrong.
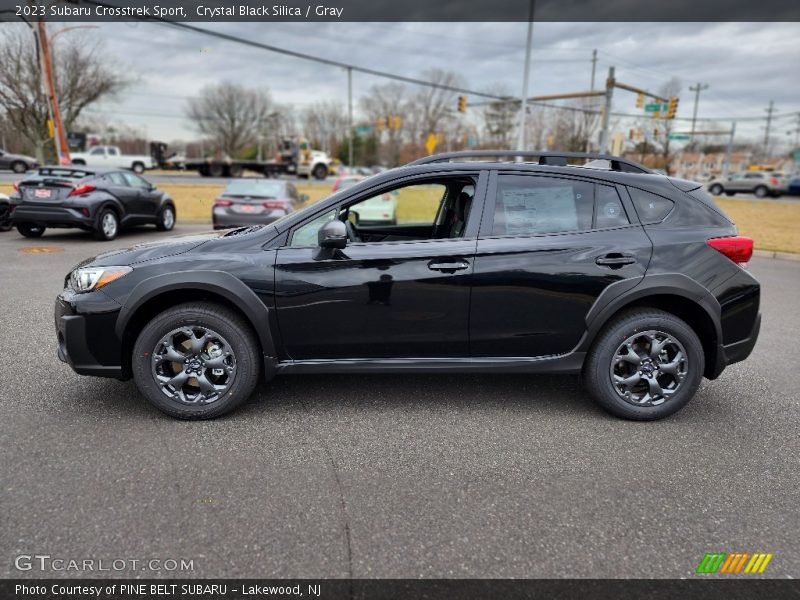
[1,225,798,579]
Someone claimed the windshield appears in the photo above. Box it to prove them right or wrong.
[223,180,284,198]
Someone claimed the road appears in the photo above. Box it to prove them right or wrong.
[0,225,798,579]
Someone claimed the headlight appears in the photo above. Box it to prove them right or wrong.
[70,266,132,293]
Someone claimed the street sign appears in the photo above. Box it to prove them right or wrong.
[645,103,669,112]
[425,133,438,155]
[354,126,372,134]
[668,133,691,141]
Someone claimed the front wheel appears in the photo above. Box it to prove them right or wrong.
[132,302,261,419]
[11,161,27,174]
[156,204,175,231]
[708,184,723,195]
[131,162,145,174]
[583,308,704,420]
[754,185,769,198]
[312,163,328,180]
[16,224,45,238]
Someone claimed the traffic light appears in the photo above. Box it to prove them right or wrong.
[457,95,467,113]
[392,115,402,129]
[667,96,679,119]
[636,93,645,109]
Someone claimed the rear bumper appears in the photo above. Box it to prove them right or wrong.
[723,311,761,366]
[212,209,286,229]
[55,291,126,379]
[13,205,94,229]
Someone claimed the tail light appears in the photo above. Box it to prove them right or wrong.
[68,184,96,197]
[214,199,233,207]
[263,200,286,209]
[12,182,19,193]
[770,177,779,186]
[707,236,753,264]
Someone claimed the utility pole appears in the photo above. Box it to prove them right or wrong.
[598,66,615,153]
[689,82,708,140]
[347,66,353,167]
[36,22,70,165]
[723,121,736,179]
[516,0,535,152]
[763,100,775,155]
[590,49,598,91]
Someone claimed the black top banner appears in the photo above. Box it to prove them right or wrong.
[1,0,799,22]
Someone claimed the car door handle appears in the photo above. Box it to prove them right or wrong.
[595,254,637,267]
[428,260,470,272]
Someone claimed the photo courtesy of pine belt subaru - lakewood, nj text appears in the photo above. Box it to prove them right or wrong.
[54,151,761,420]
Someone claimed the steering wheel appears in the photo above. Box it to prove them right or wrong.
[345,219,361,243]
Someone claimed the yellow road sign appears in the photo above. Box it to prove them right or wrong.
[425,133,438,155]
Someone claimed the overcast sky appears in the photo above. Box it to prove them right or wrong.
[13,21,800,147]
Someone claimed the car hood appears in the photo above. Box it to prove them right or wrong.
[81,230,228,268]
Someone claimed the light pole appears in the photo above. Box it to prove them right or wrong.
[689,82,708,141]
[516,0,535,152]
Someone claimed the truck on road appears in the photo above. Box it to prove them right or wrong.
[70,146,155,174]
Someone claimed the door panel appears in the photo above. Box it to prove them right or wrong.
[470,172,652,358]
[275,239,476,359]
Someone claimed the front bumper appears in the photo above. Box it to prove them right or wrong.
[13,204,94,230]
[55,290,126,379]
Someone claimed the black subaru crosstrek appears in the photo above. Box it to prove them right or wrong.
[54,151,760,420]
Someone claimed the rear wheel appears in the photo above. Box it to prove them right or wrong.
[131,162,145,174]
[754,185,769,198]
[708,184,723,195]
[156,204,175,231]
[132,302,261,419]
[94,208,119,241]
[16,224,45,238]
[208,163,224,178]
[584,308,704,420]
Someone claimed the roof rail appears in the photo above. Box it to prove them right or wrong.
[406,150,653,174]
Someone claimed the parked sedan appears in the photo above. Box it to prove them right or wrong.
[707,171,786,198]
[212,179,306,229]
[9,166,175,240]
[0,148,39,173]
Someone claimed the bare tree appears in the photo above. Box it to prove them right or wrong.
[360,82,408,165]
[301,101,347,155]
[548,99,601,152]
[482,85,519,149]
[186,82,274,157]
[0,26,127,161]
[409,69,464,143]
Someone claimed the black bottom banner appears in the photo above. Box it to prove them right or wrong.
[2,579,799,600]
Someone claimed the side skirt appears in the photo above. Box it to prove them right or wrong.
[273,353,586,375]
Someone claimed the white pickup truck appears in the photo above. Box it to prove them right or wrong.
[70,146,155,174]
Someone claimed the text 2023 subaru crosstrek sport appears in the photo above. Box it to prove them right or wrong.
[55,151,761,420]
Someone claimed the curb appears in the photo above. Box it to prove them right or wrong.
[753,249,800,262]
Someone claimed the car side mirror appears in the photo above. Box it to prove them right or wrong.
[318,219,347,249]
[300,193,309,203]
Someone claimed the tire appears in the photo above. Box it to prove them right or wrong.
[312,163,328,180]
[94,208,119,241]
[132,302,261,419]
[583,308,704,421]
[16,224,45,238]
[754,185,769,198]
[11,161,27,174]
[208,163,224,178]
[131,162,145,175]
[156,204,176,231]
[228,164,243,178]
[725,191,735,196]
[708,184,723,195]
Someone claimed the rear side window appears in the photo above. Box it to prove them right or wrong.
[492,175,593,236]
[595,185,629,229]
[628,188,674,224]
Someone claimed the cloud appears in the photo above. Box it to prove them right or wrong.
[40,21,799,144]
